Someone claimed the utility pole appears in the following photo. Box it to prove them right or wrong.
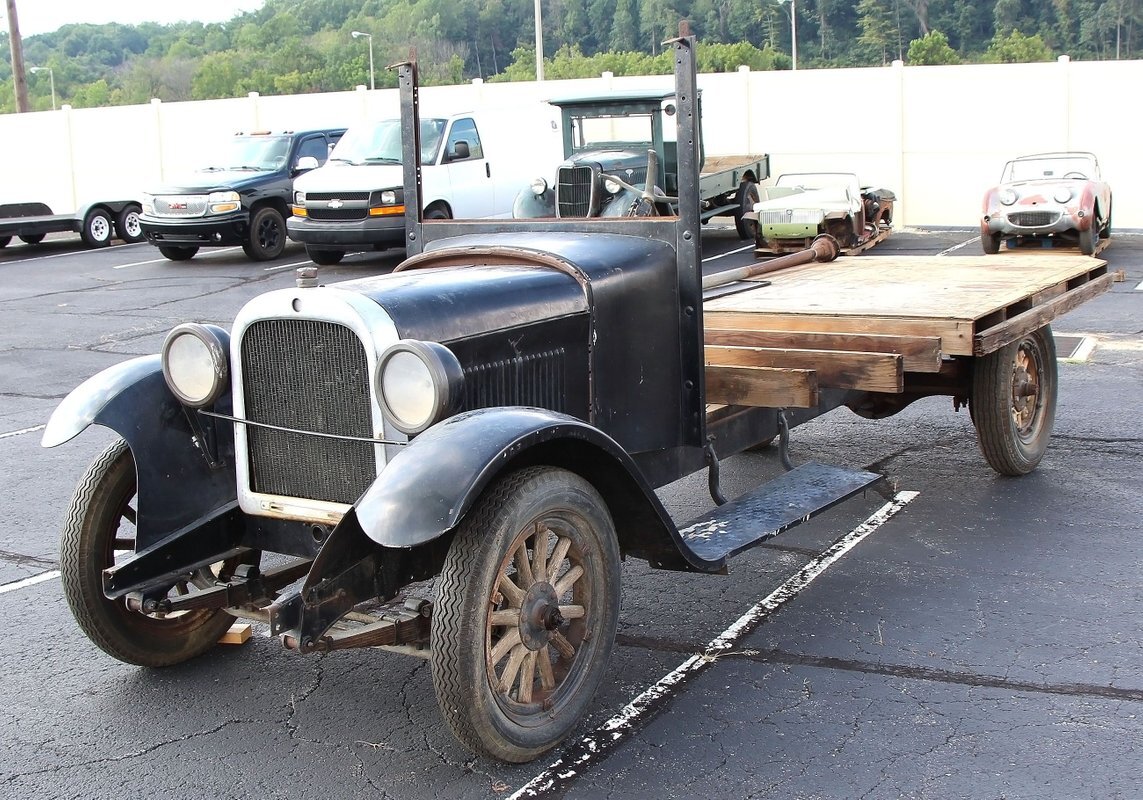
[6,0,30,112]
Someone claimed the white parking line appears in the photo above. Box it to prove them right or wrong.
[0,570,60,596]
[0,241,149,267]
[509,490,920,799]
[1134,281,1142,291]
[113,246,243,269]
[702,244,755,263]
[937,237,979,256]
[0,423,45,440]
[263,258,318,273]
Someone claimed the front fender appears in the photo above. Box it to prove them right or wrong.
[512,187,556,219]
[42,355,236,551]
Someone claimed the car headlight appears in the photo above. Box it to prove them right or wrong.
[294,190,306,206]
[207,190,241,214]
[999,187,1018,206]
[375,340,464,435]
[530,177,548,196]
[1053,187,1071,203]
[603,177,622,194]
[380,190,399,205]
[161,323,230,408]
[140,193,155,215]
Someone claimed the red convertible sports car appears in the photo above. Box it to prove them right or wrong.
[980,151,1111,255]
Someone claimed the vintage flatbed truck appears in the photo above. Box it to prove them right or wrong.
[42,30,1112,765]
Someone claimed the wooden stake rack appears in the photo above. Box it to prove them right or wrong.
[703,254,1111,410]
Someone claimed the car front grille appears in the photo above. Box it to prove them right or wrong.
[240,319,376,506]
[305,192,371,202]
[307,208,369,221]
[760,209,824,225]
[1009,211,1058,227]
[556,165,597,217]
[151,195,208,217]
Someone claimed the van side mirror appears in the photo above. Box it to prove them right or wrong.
[294,156,320,173]
[449,141,470,161]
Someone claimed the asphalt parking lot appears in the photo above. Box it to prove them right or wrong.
[1,227,1140,799]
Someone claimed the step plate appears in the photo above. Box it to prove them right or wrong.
[680,462,882,563]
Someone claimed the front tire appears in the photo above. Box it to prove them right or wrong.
[242,206,286,261]
[1078,215,1097,255]
[431,467,620,763]
[307,248,344,266]
[19,233,45,245]
[158,245,199,261]
[81,208,113,247]
[982,230,1001,254]
[971,325,1057,476]
[60,440,234,666]
[734,181,760,240]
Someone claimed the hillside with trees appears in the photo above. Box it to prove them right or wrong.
[2,0,1139,112]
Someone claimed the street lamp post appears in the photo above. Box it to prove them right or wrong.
[777,0,797,70]
[351,31,375,90]
[29,65,55,110]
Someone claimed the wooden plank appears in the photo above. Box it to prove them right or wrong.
[973,272,1114,355]
[706,310,976,355]
[705,327,942,373]
[219,623,252,645]
[705,365,818,408]
[706,345,903,393]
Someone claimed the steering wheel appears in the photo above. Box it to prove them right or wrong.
[1063,171,1087,179]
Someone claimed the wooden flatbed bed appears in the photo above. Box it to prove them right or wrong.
[703,254,1112,410]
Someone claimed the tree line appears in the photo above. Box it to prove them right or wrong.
[2,0,1139,112]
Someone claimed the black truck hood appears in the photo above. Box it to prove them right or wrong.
[148,169,278,194]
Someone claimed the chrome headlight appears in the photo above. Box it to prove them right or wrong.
[207,190,240,214]
[999,187,1018,206]
[140,193,155,215]
[530,177,548,196]
[603,177,622,194]
[380,189,399,205]
[294,190,306,206]
[375,340,464,435]
[161,323,230,408]
[1053,187,1071,203]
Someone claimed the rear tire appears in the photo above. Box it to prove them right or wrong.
[116,204,144,243]
[60,440,234,666]
[431,467,620,763]
[242,206,286,261]
[734,181,760,240]
[971,325,1057,475]
[158,245,198,261]
[307,248,344,266]
[81,208,113,247]
[0,236,10,248]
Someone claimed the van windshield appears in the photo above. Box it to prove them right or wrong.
[330,118,448,166]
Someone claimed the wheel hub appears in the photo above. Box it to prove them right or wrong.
[518,582,560,651]
[1011,346,1041,432]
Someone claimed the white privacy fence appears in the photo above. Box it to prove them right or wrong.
[2,55,1140,230]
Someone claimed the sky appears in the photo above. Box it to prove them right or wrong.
[3,0,267,37]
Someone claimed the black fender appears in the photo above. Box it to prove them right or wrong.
[42,355,236,551]
[512,186,556,219]
[353,406,716,572]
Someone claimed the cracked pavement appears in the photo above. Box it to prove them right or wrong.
[0,231,1139,799]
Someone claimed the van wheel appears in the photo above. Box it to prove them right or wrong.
[425,204,451,221]
[242,206,286,260]
[82,208,114,247]
[19,234,45,245]
[158,246,198,261]
[432,467,620,763]
[308,248,344,265]
[116,204,144,243]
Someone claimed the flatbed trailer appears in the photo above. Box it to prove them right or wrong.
[0,200,144,249]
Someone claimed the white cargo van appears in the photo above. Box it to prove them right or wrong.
[287,107,557,264]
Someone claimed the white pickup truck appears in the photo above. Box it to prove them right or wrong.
[287,108,558,265]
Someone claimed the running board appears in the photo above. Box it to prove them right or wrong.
[679,462,882,563]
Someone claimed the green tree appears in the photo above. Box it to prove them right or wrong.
[983,29,1053,62]
[906,29,960,64]
[856,0,898,64]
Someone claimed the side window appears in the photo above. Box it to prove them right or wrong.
[444,118,483,162]
[296,136,330,167]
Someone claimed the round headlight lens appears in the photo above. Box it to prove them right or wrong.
[999,187,1018,206]
[376,340,464,435]
[530,177,548,195]
[1053,187,1071,203]
[161,324,230,408]
[603,177,622,194]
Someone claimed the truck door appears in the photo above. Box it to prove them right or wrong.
[439,118,492,219]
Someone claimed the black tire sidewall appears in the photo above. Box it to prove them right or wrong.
[244,206,286,260]
[432,466,620,762]
[82,209,113,247]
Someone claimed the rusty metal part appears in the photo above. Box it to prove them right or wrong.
[702,234,840,290]
[282,607,430,653]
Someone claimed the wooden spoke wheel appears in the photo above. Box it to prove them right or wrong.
[971,325,1057,475]
[60,440,234,666]
[431,467,620,763]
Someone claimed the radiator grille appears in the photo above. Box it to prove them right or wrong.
[151,195,208,218]
[759,209,824,225]
[307,207,369,221]
[464,349,566,412]
[1009,211,1058,227]
[556,165,597,217]
[240,319,375,506]
[305,192,371,201]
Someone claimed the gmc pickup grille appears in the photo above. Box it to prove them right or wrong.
[556,166,597,217]
[1009,211,1058,227]
[240,319,375,506]
[464,349,566,412]
[151,195,207,217]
